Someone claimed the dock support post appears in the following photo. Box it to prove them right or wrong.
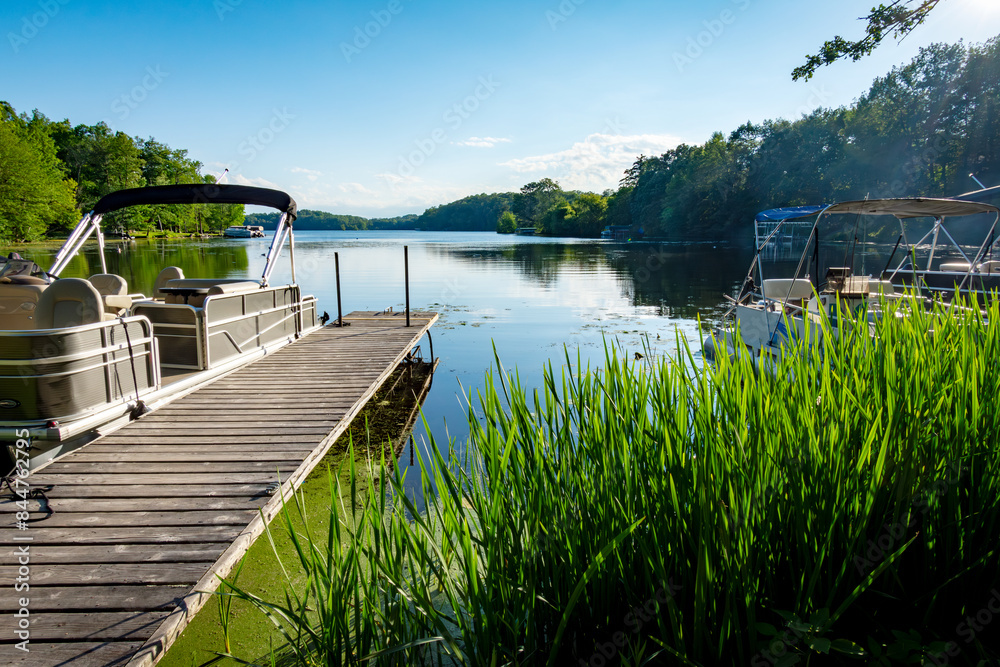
[335,252,343,327]
[405,245,411,327]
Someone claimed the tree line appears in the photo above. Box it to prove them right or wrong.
[0,103,242,242]
[415,181,623,238]
[4,35,996,245]
[244,210,418,231]
[418,36,1000,241]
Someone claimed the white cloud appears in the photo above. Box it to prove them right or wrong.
[290,166,323,182]
[453,136,512,148]
[273,175,444,218]
[231,173,281,189]
[500,133,684,191]
[338,182,375,195]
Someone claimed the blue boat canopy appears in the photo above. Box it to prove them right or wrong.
[754,205,828,223]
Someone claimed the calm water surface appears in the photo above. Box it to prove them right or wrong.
[17,231,753,469]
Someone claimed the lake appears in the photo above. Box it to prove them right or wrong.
[15,231,753,465]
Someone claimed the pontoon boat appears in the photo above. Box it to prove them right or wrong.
[0,184,322,469]
[707,198,1000,363]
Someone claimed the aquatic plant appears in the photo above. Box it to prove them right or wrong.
[214,295,1000,665]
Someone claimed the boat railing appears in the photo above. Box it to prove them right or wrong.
[132,283,315,371]
[0,315,160,432]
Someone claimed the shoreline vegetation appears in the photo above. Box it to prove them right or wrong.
[4,36,998,247]
[157,361,438,667]
[165,296,998,665]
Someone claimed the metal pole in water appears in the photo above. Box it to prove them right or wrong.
[404,245,411,327]
[335,252,343,327]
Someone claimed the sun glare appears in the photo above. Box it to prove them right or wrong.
[963,0,1000,16]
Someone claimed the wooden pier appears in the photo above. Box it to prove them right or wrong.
[0,311,438,667]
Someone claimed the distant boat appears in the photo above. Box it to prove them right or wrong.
[600,225,631,241]
[223,225,264,238]
[515,227,536,236]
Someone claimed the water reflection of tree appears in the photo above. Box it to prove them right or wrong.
[603,244,754,320]
[21,239,251,295]
[432,241,753,321]
[431,243,604,288]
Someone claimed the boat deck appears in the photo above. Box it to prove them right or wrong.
[0,311,438,666]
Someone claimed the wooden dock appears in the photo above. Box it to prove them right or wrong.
[0,311,438,667]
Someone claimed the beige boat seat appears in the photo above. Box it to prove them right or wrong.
[940,262,972,272]
[89,273,132,315]
[762,278,813,302]
[978,260,1000,274]
[871,280,896,295]
[34,278,105,329]
[0,276,48,330]
[154,266,185,300]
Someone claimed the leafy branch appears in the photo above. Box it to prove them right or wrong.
[792,0,944,80]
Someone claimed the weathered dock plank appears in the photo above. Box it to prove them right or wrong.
[0,585,188,612]
[0,611,170,642]
[0,312,437,667]
[6,642,147,667]
[0,544,228,565]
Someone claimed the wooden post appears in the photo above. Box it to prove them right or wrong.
[404,245,411,327]
[335,252,343,327]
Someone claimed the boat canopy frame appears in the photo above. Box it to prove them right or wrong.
[49,184,300,287]
[743,197,1000,311]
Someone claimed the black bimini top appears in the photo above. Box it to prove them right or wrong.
[92,184,297,220]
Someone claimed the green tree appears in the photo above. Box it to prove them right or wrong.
[496,210,517,234]
[539,201,575,236]
[99,132,146,234]
[0,118,77,242]
[569,192,608,237]
[514,178,564,227]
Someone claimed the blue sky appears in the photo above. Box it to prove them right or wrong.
[3,0,999,217]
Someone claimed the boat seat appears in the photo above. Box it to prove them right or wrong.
[154,266,185,300]
[34,278,105,329]
[89,273,127,296]
[762,278,813,301]
[940,262,972,272]
[871,280,896,295]
[0,277,48,330]
[978,260,1000,274]
[89,273,132,316]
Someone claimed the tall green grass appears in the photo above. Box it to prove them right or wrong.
[215,296,1000,666]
